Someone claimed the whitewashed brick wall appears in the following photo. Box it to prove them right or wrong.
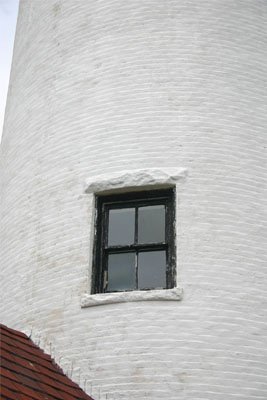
[1,1,267,399]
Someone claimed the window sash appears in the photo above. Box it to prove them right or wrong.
[92,189,176,294]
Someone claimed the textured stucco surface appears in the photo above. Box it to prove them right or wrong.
[1,0,267,399]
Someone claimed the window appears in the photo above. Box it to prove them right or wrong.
[92,189,176,294]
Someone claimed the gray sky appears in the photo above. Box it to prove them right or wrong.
[0,0,19,139]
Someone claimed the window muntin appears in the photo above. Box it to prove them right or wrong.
[92,189,176,294]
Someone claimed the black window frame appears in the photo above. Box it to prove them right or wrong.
[91,188,176,294]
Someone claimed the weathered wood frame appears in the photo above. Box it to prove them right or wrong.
[92,188,176,294]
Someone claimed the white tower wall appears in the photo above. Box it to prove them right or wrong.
[1,1,267,399]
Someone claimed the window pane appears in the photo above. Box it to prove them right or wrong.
[107,253,136,292]
[138,205,165,243]
[138,250,166,290]
[108,208,135,246]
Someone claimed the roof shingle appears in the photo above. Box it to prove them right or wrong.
[0,324,94,400]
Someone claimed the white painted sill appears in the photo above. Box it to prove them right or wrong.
[81,287,183,308]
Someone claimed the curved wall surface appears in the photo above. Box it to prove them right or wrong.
[1,1,267,399]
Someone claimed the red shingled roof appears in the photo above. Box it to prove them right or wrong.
[0,324,94,400]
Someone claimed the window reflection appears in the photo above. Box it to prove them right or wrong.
[138,205,165,244]
[138,250,166,290]
[108,208,135,246]
[107,253,136,292]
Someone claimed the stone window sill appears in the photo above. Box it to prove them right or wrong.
[85,167,187,194]
[81,287,183,308]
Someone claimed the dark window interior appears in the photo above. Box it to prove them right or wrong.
[92,189,176,294]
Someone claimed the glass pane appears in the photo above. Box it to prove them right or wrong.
[108,208,135,246]
[138,251,166,290]
[138,205,165,243]
[107,253,136,292]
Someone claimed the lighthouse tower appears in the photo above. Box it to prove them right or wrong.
[1,1,267,399]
